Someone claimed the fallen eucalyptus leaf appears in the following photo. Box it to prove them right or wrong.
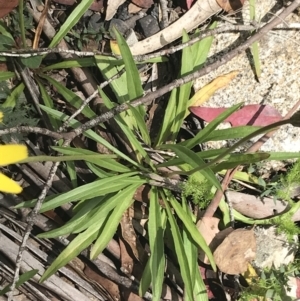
[190,104,282,127]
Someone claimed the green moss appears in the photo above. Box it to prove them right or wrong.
[0,103,38,143]
[270,213,300,240]
[182,175,213,209]
[240,265,295,301]
[277,160,300,201]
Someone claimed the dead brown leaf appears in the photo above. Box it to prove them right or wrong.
[128,3,143,14]
[51,0,103,12]
[0,62,8,72]
[213,228,256,274]
[120,207,146,263]
[187,71,239,117]
[226,191,289,219]
[197,217,220,264]
[216,0,245,12]
[131,0,154,9]
[0,0,19,18]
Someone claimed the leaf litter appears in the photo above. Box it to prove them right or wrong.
[1,1,300,301]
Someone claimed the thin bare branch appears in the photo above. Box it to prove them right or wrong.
[72,0,300,138]
[7,160,61,300]
[204,99,300,218]
[0,126,66,140]
[0,24,270,61]
[59,68,125,132]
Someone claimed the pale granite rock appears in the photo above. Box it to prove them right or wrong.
[194,0,300,169]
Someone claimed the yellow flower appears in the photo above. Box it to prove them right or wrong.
[0,145,28,194]
[0,111,3,123]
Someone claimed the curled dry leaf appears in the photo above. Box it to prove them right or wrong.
[225,191,300,221]
[189,104,282,127]
[186,71,239,118]
[128,3,143,14]
[213,228,256,275]
[216,0,245,12]
[131,0,153,9]
[120,207,145,263]
[197,217,220,264]
[0,0,19,18]
[51,0,103,11]
[105,0,126,21]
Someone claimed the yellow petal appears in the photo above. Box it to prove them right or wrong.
[0,172,22,194]
[0,145,28,166]
[243,263,259,285]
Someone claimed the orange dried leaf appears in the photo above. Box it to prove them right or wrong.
[110,40,121,55]
[185,71,239,118]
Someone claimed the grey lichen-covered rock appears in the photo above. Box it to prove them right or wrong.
[254,226,298,269]
[194,0,300,169]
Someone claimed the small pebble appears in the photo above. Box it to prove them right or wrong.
[137,15,160,38]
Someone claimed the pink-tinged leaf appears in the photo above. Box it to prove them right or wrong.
[189,104,282,127]
[199,266,216,299]
[186,0,194,9]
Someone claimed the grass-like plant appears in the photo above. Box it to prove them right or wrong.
[1,3,300,300]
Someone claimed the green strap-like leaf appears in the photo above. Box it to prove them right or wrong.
[49,0,95,48]
[52,146,130,173]
[166,191,216,270]
[36,78,60,130]
[113,28,144,99]
[16,172,142,212]
[42,57,97,71]
[139,257,151,297]
[211,152,270,172]
[148,187,166,301]
[157,148,229,168]
[100,89,151,163]
[181,197,208,301]
[39,105,144,169]
[2,82,25,108]
[0,71,15,81]
[162,193,194,301]
[0,270,38,295]
[90,183,142,258]
[40,219,103,282]
[267,152,300,161]
[40,74,96,119]
[37,196,105,238]
[201,126,261,142]
[159,144,222,191]
[156,24,217,146]
[179,103,243,149]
